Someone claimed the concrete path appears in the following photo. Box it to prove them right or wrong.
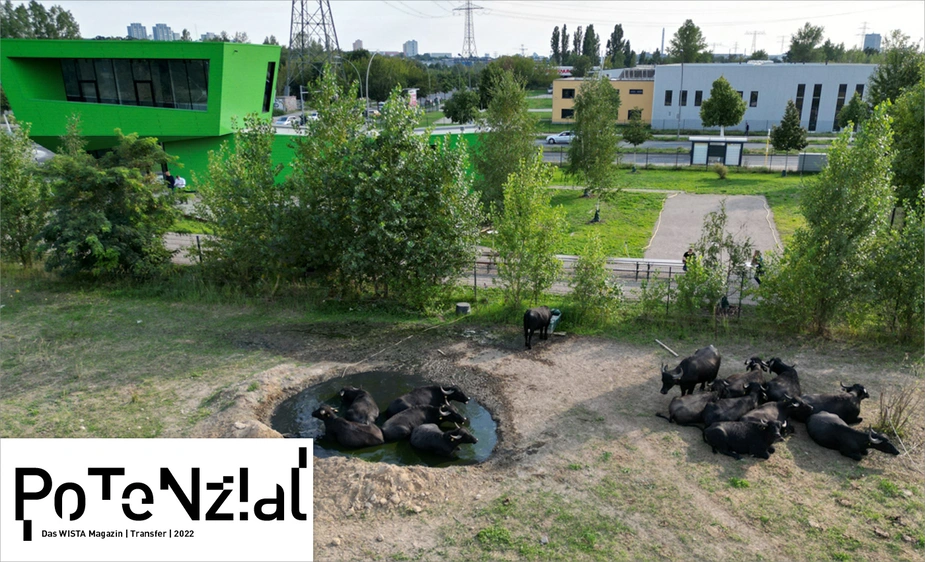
[644,192,782,261]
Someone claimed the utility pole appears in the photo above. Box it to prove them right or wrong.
[454,0,483,59]
[777,35,787,54]
[858,21,869,49]
[745,30,765,55]
[286,0,341,96]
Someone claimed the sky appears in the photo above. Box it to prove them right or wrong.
[43,0,925,58]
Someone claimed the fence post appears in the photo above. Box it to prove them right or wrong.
[666,267,672,314]
[645,148,649,169]
[474,262,478,301]
[196,235,202,263]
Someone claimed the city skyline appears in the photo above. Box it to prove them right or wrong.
[38,1,925,58]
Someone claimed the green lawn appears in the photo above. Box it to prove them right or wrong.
[549,189,666,256]
[526,98,552,110]
[549,167,808,244]
[417,110,448,128]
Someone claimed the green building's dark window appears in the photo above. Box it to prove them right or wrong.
[61,58,209,111]
[263,62,275,113]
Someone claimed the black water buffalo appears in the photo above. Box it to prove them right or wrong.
[796,383,870,424]
[381,404,468,442]
[806,412,900,461]
[703,420,786,460]
[656,391,720,426]
[740,395,813,435]
[339,386,380,425]
[410,423,478,456]
[702,382,766,427]
[659,345,722,396]
[384,385,470,418]
[311,405,384,448]
[765,357,802,401]
[711,357,768,398]
[524,306,553,349]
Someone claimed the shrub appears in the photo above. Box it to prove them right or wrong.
[873,382,923,441]
[712,163,729,179]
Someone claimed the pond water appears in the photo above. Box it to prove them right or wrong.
[270,371,498,468]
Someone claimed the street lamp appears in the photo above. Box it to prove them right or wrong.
[335,56,363,99]
[365,51,378,120]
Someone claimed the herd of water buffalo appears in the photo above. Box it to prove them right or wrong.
[311,385,476,456]
[657,345,901,461]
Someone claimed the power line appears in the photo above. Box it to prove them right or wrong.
[858,21,869,49]
[777,35,788,53]
[745,30,765,54]
[454,0,483,58]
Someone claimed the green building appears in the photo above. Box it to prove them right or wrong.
[1,39,282,183]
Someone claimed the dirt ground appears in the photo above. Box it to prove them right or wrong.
[192,323,924,561]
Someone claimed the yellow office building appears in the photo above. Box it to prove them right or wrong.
[551,66,655,125]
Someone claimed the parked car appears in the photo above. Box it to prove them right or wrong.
[545,131,574,144]
[274,115,300,127]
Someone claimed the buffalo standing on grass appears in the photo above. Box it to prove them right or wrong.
[524,306,552,350]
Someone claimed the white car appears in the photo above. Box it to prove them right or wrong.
[546,131,574,144]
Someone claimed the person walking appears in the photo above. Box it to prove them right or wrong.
[745,122,750,137]
[683,247,695,272]
[751,249,764,284]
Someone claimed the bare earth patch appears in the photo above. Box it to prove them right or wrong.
[191,325,924,561]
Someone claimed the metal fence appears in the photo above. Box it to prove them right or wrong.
[546,148,815,171]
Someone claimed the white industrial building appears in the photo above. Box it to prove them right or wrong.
[403,39,419,57]
[650,62,877,133]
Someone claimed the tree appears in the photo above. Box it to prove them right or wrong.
[477,63,505,108]
[605,24,626,69]
[770,100,808,172]
[759,104,895,335]
[442,89,479,124]
[867,30,924,106]
[180,28,192,41]
[492,152,567,307]
[699,76,746,136]
[785,23,824,63]
[571,55,592,77]
[622,108,652,169]
[472,70,537,212]
[550,26,561,64]
[197,115,288,287]
[582,24,600,65]
[821,39,845,62]
[890,80,925,210]
[570,231,622,325]
[263,35,279,45]
[568,76,622,200]
[40,117,178,278]
[866,207,924,339]
[560,24,570,61]
[232,31,248,44]
[288,69,480,305]
[623,40,636,68]
[0,0,80,38]
[668,20,708,63]
[0,118,47,267]
[749,49,769,61]
[572,26,583,61]
[836,91,869,131]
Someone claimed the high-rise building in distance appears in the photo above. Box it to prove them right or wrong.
[152,23,175,42]
[403,39,418,57]
[127,23,147,40]
[353,39,363,51]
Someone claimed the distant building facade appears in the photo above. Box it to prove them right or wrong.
[126,23,147,40]
[863,33,882,52]
[353,39,363,51]
[403,40,418,57]
[152,23,175,42]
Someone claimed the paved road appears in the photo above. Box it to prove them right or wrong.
[540,150,800,170]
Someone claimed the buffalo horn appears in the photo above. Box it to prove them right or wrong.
[439,405,450,417]
[868,430,882,444]
[441,386,453,396]
[840,382,850,391]
[449,434,461,441]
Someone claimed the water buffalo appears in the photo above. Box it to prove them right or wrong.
[660,344,722,396]
[740,395,813,435]
[702,382,766,426]
[524,306,552,349]
[710,357,768,398]
[384,385,470,418]
[656,391,720,426]
[311,405,384,448]
[381,404,468,442]
[339,386,379,425]
[796,383,869,424]
[703,420,786,460]
[765,357,801,401]
[806,412,900,461]
[410,423,478,456]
